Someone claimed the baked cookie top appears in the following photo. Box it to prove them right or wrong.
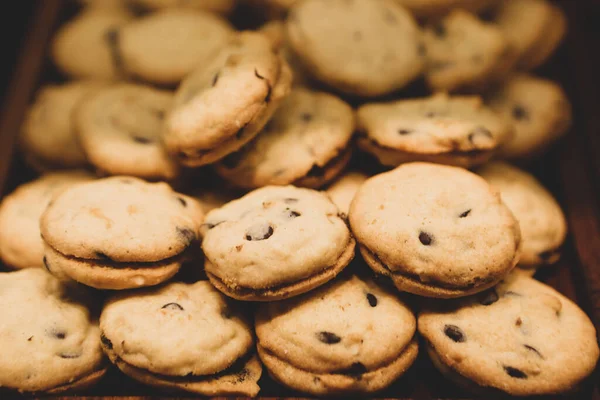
[40,176,202,262]
[357,93,512,155]
[0,268,103,392]
[76,83,178,179]
[286,0,424,97]
[350,162,521,289]
[256,274,416,373]
[118,9,234,84]
[478,162,567,267]
[202,186,352,289]
[100,280,253,376]
[0,172,94,269]
[215,88,354,188]
[419,272,600,396]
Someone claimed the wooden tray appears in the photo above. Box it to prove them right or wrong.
[0,0,599,399]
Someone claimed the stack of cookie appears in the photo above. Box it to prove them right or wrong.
[0,0,598,397]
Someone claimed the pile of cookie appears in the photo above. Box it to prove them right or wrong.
[0,0,598,397]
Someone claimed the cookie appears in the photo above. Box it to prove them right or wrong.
[163,32,293,166]
[75,83,179,180]
[40,177,203,289]
[357,93,513,168]
[118,9,234,85]
[100,281,260,396]
[494,0,566,71]
[478,162,567,270]
[0,268,106,394]
[20,81,106,171]
[129,0,237,15]
[51,7,133,79]
[286,0,424,97]
[486,73,572,160]
[349,162,521,298]
[395,0,499,18]
[215,88,354,189]
[256,273,418,396]
[201,185,355,301]
[0,172,94,270]
[422,10,508,92]
[419,272,600,396]
[326,171,368,216]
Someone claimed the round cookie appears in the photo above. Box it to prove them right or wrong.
[129,0,237,15]
[0,268,106,394]
[118,9,234,85]
[0,172,94,270]
[419,272,600,396]
[201,185,355,301]
[286,0,424,97]
[326,171,368,216]
[486,73,572,160]
[395,0,499,18]
[422,10,508,92]
[357,93,513,168]
[478,162,567,270]
[519,4,567,70]
[256,273,418,396]
[75,83,179,180]
[215,88,355,189]
[40,177,203,289]
[100,281,260,396]
[349,162,521,298]
[20,81,106,171]
[51,7,133,79]
[164,31,293,166]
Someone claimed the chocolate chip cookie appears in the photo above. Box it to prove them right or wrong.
[419,271,599,396]
[40,177,203,289]
[357,93,513,168]
[478,162,567,270]
[201,185,355,301]
[0,172,94,270]
[350,162,521,298]
[256,273,418,396]
[164,31,292,166]
[286,0,424,97]
[75,83,179,180]
[0,268,106,394]
[117,9,234,85]
[486,73,572,160]
[215,88,355,189]
[100,280,260,396]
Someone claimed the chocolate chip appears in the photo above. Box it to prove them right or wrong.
[176,196,187,207]
[212,72,219,87]
[222,151,243,169]
[47,328,66,340]
[27,336,33,341]
[43,256,51,272]
[339,362,367,378]
[161,302,184,311]
[284,198,299,204]
[317,331,341,344]
[95,251,112,261]
[503,366,527,379]
[59,352,81,359]
[284,209,301,219]
[524,344,544,359]
[444,324,466,343]
[512,105,528,121]
[132,136,152,144]
[468,127,492,144]
[366,293,378,307]
[245,224,274,241]
[433,24,446,37]
[398,129,412,135]
[459,209,471,218]
[419,231,433,246]
[301,113,312,122]
[101,333,113,350]
[306,164,325,177]
[478,289,499,306]
[177,227,196,244]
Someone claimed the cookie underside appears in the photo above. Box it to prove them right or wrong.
[205,237,356,301]
[257,338,419,396]
[293,148,353,189]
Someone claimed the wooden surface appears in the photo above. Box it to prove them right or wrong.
[0,0,599,399]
